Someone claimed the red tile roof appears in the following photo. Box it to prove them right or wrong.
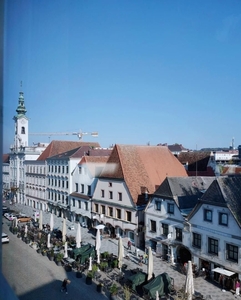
[100,144,187,205]
[37,140,100,161]
[2,154,10,163]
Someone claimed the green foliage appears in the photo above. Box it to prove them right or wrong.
[55,252,64,261]
[99,261,108,271]
[92,264,98,273]
[109,283,118,295]
[111,259,118,268]
[123,285,131,300]
[87,271,94,278]
[102,251,109,258]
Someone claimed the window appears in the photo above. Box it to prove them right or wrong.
[62,194,64,203]
[55,166,57,173]
[208,238,218,255]
[85,202,88,211]
[204,209,212,222]
[126,211,131,222]
[109,191,113,199]
[66,166,69,173]
[58,166,61,173]
[101,205,105,215]
[51,165,54,172]
[51,179,54,186]
[175,228,182,241]
[116,208,121,219]
[167,203,174,214]
[62,166,64,173]
[95,204,99,213]
[219,212,228,226]
[155,200,161,211]
[78,200,81,209]
[81,184,84,193]
[72,199,75,207]
[87,185,91,195]
[62,181,64,188]
[66,181,68,189]
[75,183,78,192]
[101,190,105,198]
[108,207,113,217]
[192,233,201,248]
[162,223,168,236]
[58,180,60,187]
[118,192,122,201]
[109,182,112,187]
[150,220,156,232]
[21,126,25,134]
[226,244,238,262]
[79,167,82,174]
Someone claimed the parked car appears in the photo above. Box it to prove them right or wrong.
[17,216,32,223]
[5,214,17,221]
[2,233,9,243]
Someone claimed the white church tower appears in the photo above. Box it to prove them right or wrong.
[13,90,29,149]
[9,89,47,204]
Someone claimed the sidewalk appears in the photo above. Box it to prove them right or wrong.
[9,203,235,300]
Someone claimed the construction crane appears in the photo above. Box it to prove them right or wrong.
[29,130,98,140]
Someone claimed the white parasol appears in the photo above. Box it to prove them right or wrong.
[147,247,154,281]
[64,241,68,258]
[95,229,101,264]
[24,224,28,237]
[76,223,81,248]
[118,237,124,269]
[184,260,195,300]
[50,213,54,231]
[47,233,51,248]
[39,210,43,230]
[88,256,92,271]
[62,218,66,243]
[95,224,105,230]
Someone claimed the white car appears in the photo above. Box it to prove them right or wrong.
[2,233,9,243]
[5,214,17,221]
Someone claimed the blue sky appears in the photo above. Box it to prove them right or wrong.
[3,0,241,153]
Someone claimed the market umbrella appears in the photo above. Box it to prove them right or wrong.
[64,241,68,258]
[88,256,92,271]
[39,210,43,230]
[76,223,81,248]
[95,224,105,230]
[95,229,101,264]
[24,224,28,237]
[118,237,123,269]
[147,247,154,281]
[184,260,195,300]
[50,213,54,231]
[62,218,66,243]
[47,233,51,248]
[156,290,159,300]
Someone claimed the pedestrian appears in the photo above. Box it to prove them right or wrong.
[61,278,70,294]
[219,274,224,290]
[235,279,240,296]
[127,240,132,251]
[143,253,148,264]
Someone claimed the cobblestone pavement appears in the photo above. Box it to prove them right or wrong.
[6,203,236,300]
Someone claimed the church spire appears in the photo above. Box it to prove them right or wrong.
[16,82,27,116]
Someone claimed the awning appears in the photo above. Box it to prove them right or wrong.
[212,267,235,277]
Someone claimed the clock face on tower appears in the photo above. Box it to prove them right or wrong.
[21,119,26,124]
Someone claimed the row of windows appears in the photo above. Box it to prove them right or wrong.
[204,209,228,226]
[48,178,69,189]
[75,183,91,195]
[193,233,238,263]
[71,199,89,211]
[48,191,68,204]
[26,166,45,174]
[48,165,69,174]
[100,190,122,201]
[94,203,132,222]
[149,220,183,241]
[155,200,174,214]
